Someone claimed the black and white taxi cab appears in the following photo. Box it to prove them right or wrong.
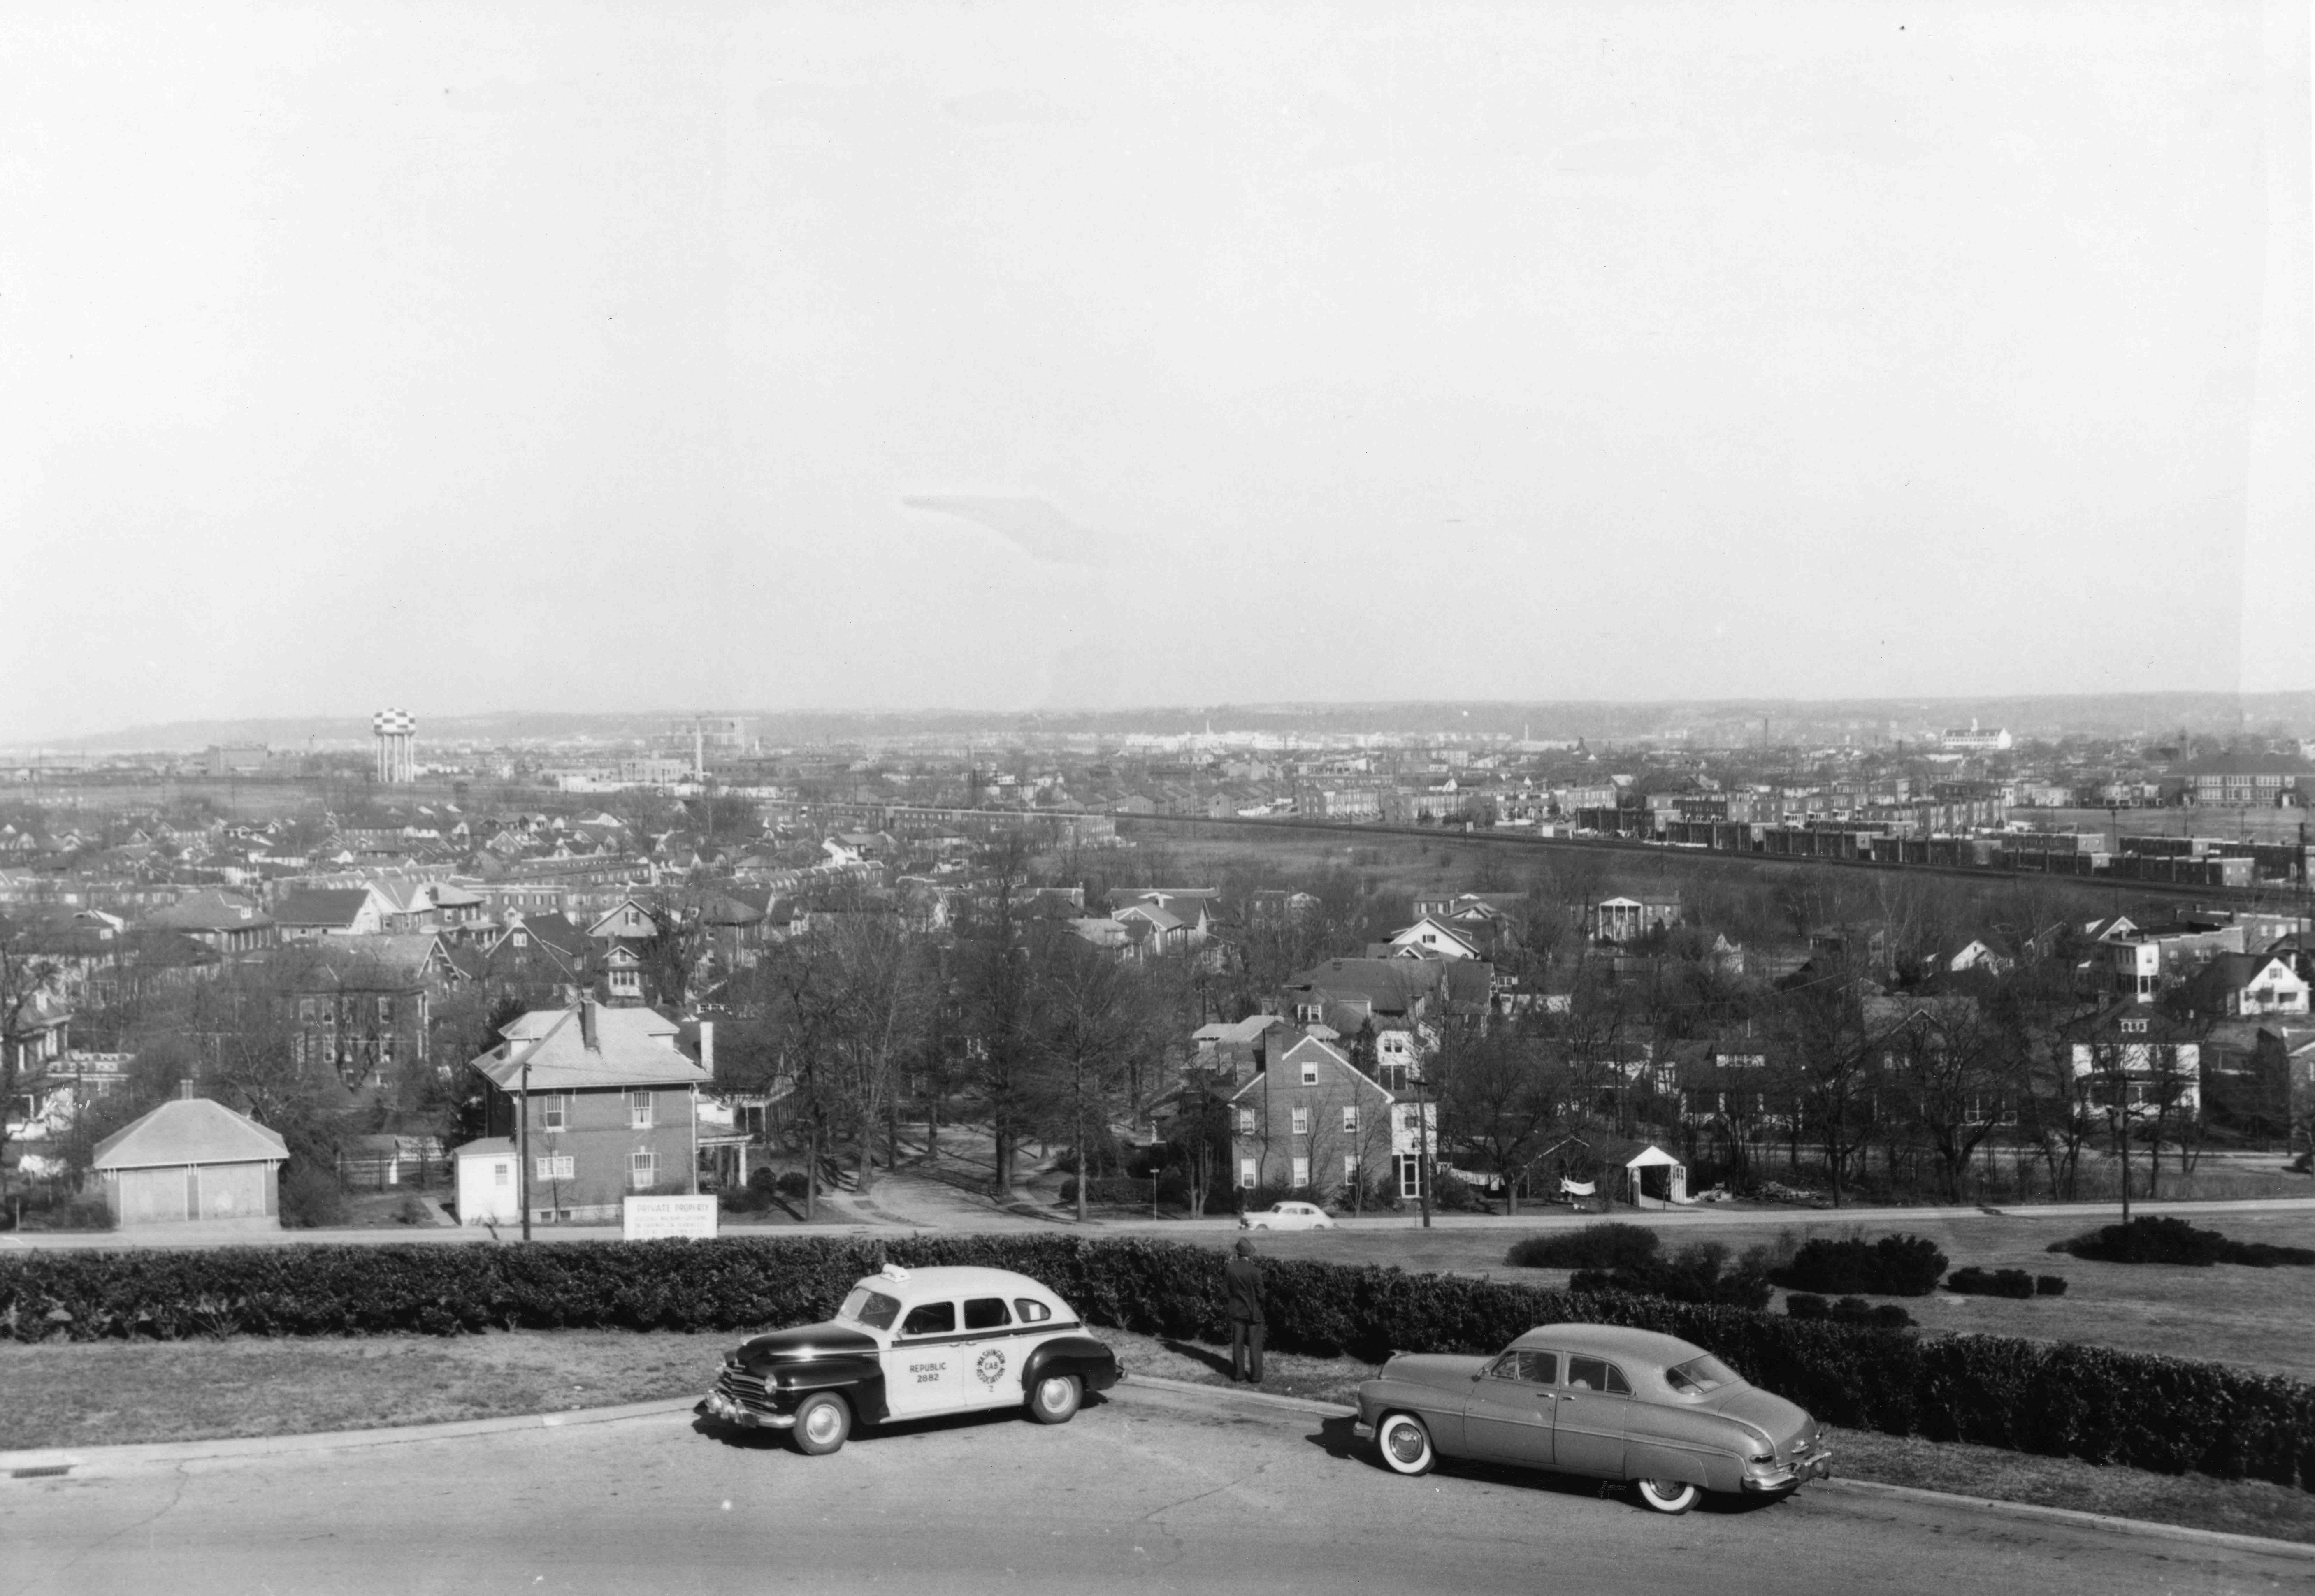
[702,1264,1121,1455]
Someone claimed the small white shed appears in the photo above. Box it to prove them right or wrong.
[1624,1144,1690,1209]
[453,1136,522,1226]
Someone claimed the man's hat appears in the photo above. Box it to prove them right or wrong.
[1234,1237,1256,1257]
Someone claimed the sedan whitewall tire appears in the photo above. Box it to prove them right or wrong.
[1377,1413,1436,1477]
[1635,1478,1701,1515]
[792,1392,851,1456]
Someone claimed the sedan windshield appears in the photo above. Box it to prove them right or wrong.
[836,1288,902,1331]
[1664,1354,1740,1396]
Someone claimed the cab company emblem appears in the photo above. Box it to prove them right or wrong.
[975,1349,1006,1386]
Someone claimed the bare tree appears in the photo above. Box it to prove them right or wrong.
[0,926,66,1208]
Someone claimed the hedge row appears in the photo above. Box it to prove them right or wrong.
[5,1236,2312,1490]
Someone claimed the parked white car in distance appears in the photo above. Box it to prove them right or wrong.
[1239,1201,1335,1231]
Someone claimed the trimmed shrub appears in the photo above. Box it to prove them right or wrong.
[1505,1223,1661,1271]
[2036,1274,2069,1297]
[1775,1233,1948,1297]
[2053,1216,2315,1269]
[1948,1267,2036,1299]
[1787,1293,1909,1328]
[1571,1242,1772,1311]
[2,1235,2310,1491]
[1830,1296,1916,1329]
[775,1172,810,1200]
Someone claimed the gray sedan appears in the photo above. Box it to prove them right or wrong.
[1351,1323,1831,1515]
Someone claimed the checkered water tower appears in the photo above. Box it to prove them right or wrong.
[372,708,417,784]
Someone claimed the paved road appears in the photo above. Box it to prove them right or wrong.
[5,1190,2311,1249]
[5,1383,2302,1595]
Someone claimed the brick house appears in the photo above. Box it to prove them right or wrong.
[1226,1032,1435,1204]
[466,998,709,1225]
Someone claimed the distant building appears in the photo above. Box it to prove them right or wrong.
[1937,720,2013,753]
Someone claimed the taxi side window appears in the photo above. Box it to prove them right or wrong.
[1014,1298,1054,1324]
[963,1297,1012,1332]
[900,1301,956,1337]
[1568,1355,1630,1393]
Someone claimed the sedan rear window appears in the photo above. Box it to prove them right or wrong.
[1665,1355,1739,1396]
[837,1288,901,1331]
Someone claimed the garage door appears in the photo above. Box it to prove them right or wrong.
[117,1167,186,1224]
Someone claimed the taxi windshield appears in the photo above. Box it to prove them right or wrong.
[1664,1354,1740,1396]
[836,1288,901,1331]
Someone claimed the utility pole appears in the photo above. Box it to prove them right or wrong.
[1416,1069,1434,1230]
[518,1048,532,1243]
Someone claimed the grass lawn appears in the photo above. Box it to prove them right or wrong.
[1217,1207,2315,1383]
[7,1325,2311,1544]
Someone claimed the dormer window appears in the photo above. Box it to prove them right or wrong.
[2120,1018,2148,1035]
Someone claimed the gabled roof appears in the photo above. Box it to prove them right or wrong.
[273,888,376,928]
[146,888,271,933]
[93,1097,289,1170]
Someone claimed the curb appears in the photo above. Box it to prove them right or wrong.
[0,1397,702,1477]
[1117,1372,1352,1418]
[1817,1477,2315,1562]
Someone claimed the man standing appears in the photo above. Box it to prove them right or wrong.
[1226,1236,1266,1383]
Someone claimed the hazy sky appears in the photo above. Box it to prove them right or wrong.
[3,1,2308,742]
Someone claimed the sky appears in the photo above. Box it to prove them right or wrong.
[2,1,2309,743]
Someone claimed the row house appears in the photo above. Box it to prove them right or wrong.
[145,888,276,955]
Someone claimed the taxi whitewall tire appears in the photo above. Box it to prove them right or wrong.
[1027,1373,1083,1425]
[792,1392,852,1455]
[1635,1479,1700,1515]
[1377,1412,1436,1477]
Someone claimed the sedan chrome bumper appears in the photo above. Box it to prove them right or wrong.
[704,1390,796,1429]
[1742,1447,1831,1491]
[1352,1420,1375,1441]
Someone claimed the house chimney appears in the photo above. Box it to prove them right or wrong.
[698,1020,715,1076]
[580,997,599,1051]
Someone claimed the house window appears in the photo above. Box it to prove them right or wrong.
[1300,1062,1319,1085]
[536,1154,574,1181]
[630,1090,655,1130]
[1237,1108,1255,1135]
[1291,1156,1310,1188]
[493,1162,510,1187]
[542,1094,569,1134]
[1238,1158,1257,1190]
[1296,1004,1323,1024]
[1379,1063,1409,1093]
[377,996,395,1025]
[2121,1019,2148,1036]
[628,1150,659,1191]
[1344,1154,1359,1185]
[1396,1154,1424,1198]
[1291,1107,1309,1136]
[1342,1106,1358,1133]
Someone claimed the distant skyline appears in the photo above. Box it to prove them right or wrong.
[21,690,2315,754]
[3,2,2308,743]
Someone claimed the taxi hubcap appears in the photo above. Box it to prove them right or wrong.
[806,1406,841,1443]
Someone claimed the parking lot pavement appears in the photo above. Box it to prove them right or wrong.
[7,1375,2304,1595]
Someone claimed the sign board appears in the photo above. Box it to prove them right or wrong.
[622,1194,719,1241]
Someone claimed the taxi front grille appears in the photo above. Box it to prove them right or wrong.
[716,1366,778,1414]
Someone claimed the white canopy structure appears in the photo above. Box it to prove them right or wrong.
[1622,1144,1693,1208]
